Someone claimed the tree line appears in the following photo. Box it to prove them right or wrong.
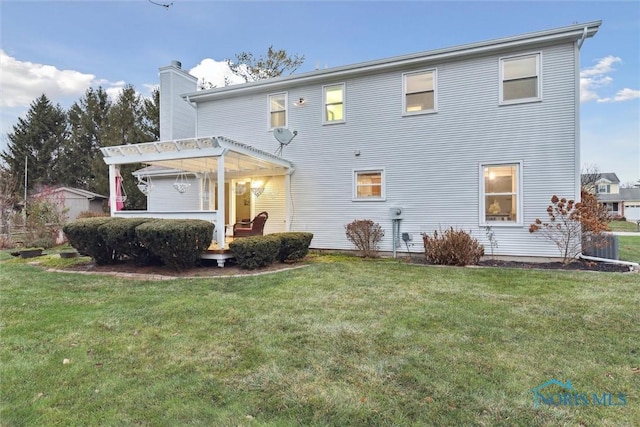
[1,85,159,210]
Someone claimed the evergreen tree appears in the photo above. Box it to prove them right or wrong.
[96,85,154,209]
[142,87,160,141]
[1,95,68,196]
[59,87,111,191]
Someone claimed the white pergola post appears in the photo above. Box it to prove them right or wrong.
[216,154,226,246]
[108,164,117,216]
[285,172,292,231]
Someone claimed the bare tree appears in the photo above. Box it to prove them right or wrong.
[226,46,305,83]
[580,163,601,193]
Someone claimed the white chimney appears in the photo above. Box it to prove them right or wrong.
[159,60,197,140]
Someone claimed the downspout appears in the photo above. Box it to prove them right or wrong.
[577,26,588,49]
[578,253,639,271]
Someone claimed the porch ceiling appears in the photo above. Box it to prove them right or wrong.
[100,136,292,176]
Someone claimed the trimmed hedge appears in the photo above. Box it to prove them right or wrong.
[271,232,314,262]
[63,217,122,265]
[98,218,157,265]
[229,235,281,270]
[135,219,214,270]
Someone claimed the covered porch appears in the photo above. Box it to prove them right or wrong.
[100,136,294,265]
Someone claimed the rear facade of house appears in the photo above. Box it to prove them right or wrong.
[156,21,601,258]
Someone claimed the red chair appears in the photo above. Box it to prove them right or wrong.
[233,211,268,237]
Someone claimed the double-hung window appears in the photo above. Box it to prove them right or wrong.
[403,69,436,114]
[480,163,521,224]
[269,93,287,129]
[353,169,385,201]
[500,53,541,104]
[323,83,345,124]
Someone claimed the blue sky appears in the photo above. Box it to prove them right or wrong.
[1,0,638,184]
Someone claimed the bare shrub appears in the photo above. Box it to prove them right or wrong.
[529,194,610,264]
[345,219,385,257]
[77,211,109,219]
[422,227,484,266]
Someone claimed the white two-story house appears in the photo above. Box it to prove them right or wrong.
[101,21,601,259]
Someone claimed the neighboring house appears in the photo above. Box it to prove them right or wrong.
[101,21,601,259]
[32,187,107,221]
[586,173,640,220]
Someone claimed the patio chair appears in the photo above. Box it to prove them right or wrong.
[233,211,269,237]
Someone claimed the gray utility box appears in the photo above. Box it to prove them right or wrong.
[582,233,619,260]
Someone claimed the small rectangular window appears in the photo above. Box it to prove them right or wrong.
[269,93,287,129]
[354,169,385,201]
[323,83,345,123]
[480,163,521,224]
[500,53,541,104]
[403,69,436,114]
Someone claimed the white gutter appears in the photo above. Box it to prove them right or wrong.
[578,253,639,270]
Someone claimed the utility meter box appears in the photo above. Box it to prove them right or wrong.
[389,207,403,220]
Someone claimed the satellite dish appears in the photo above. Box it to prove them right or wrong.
[273,127,298,156]
[273,127,297,145]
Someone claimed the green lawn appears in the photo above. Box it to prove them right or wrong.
[619,235,640,263]
[608,220,639,232]
[1,255,639,426]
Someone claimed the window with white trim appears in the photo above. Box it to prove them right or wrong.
[500,53,541,104]
[481,163,521,224]
[269,93,287,129]
[323,83,345,123]
[596,184,610,194]
[353,169,385,201]
[403,69,436,114]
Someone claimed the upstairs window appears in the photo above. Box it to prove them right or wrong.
[403,69,436,114]
[597,184,610,194]
[323,83,345,124]
[353,169,385,201]
[480,163,521,224]
[500,53,541,104]
[269,93,287,129]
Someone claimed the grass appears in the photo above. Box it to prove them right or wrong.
[608,220,639,232]
[619,235,640,263]
[1,255,639,426]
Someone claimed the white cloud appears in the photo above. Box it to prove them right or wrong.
[189,58,246,89]
[597,88,640,103]
[0,49,95,108]
[580,55,639,103]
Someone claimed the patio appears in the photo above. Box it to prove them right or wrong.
[100,136,294,266]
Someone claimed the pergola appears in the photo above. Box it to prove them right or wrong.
[100,136,294,248]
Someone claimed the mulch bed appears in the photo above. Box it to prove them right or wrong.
[407,257,632,273]
[57,256,634,278]
[63,258,305,278]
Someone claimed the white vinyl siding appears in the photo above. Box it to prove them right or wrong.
[500,53,541,104]
[403,69,436,114]
[194,42,577,258]
[323,83,345,124]
[268,93,287,129]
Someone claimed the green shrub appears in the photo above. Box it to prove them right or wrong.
[135,219,213,270]
[422,227,484,266]
[98,218,157,265]
[63,217,122,265]
[229,235,281,269]
[271,232,314,262]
